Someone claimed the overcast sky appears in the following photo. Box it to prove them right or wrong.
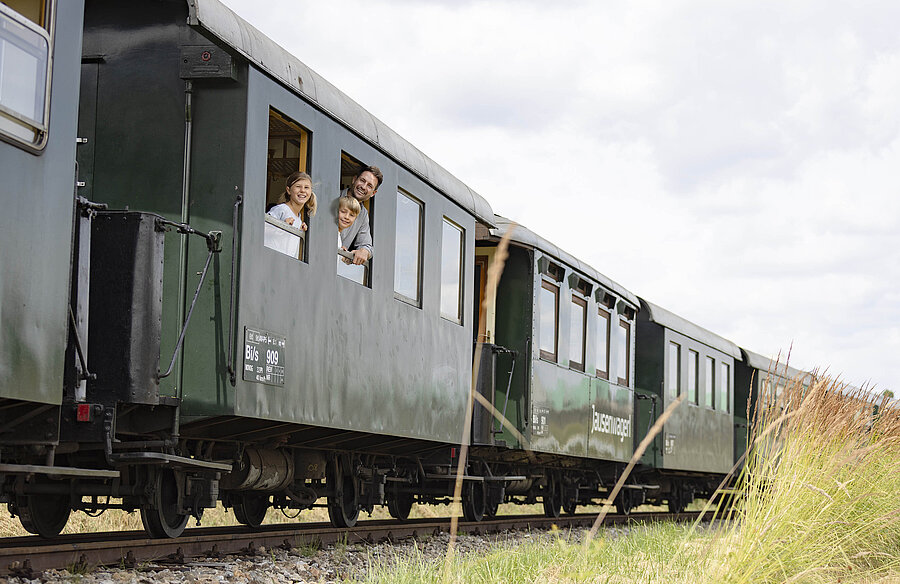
[220,0,899,394]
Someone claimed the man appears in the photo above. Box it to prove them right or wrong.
[340,165,382,265]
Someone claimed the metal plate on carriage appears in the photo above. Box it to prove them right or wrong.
[242,327,286,386]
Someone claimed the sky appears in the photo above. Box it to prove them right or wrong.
[219,0,899,394]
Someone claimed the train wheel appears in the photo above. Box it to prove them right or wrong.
[327,458,359,528]
[542,474,562,519]
[562,498,577,515]
[461,481,486,522]
[234,493,269,528]
[16,494,70,538]
[614,490,632,516]
[386,491,414,521]
[141,469,189,538]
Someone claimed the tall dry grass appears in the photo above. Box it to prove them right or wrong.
[710,376,900,583]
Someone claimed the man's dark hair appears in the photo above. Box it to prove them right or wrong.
[359,165,383,189]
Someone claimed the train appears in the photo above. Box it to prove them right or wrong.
[1,0,807,538]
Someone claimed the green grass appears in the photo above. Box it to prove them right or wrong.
[355,375,900,584]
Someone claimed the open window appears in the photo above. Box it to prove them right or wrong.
[440,218,464,323]
[263,108,311,261]
[336,152,373,286]
[0,1,53,152]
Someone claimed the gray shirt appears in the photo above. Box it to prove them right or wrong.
[339,189,373,259]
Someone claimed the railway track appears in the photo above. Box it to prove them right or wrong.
[0,512,703,577]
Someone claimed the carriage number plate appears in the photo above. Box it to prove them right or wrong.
[243,327,285,386]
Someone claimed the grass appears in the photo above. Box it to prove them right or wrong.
[356,375,900,584]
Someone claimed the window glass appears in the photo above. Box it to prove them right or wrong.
[440,218,464,322]
[667,342,681,399]
[704,356,715,408]
[263,109,310,261]
[393,190,422,304]
[596,309,610,379]
[719,362,730,412]
[0,3,50,147]
[688,349,699,404]
[539,281,558,361]
[617,318,631,386]
[569,295,586,371]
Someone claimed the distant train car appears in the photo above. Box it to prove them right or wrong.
[734,350,812,468]
[473,216,641,516]
[633,300,741,512]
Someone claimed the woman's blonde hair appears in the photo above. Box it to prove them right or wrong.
[284,171,317,217]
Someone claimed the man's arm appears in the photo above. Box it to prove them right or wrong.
[348,208,374,265]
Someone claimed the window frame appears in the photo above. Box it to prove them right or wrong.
[667,341,681,399]
[704,356,715,409]
[569,294,587,372]
[0,1,54,153]
[687,349,699,405]
[718,362,730,412]
[392,188,424,306]
[617,317,631,387]
[439,217,465,324]
[539,279,559,363]
[595,307,611,380]
[263,107,312,262]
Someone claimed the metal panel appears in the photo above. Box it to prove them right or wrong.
[587,378,634,463]
[530,360,589,457]
[0,0,85,405]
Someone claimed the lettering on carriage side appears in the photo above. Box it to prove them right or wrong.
[531,405,550,437]
[590,404,631,442]
[243,327,286,386]
[665,433,676,455]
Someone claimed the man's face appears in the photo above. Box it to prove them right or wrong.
[350,171,378,203]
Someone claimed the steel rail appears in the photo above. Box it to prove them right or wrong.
[0,512,704,577]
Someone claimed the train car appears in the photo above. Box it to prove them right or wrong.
[734,349,812,469]
[2,0,513,538]
[0,0,129,539]
[633,300,741,513]
[473,216,641,516]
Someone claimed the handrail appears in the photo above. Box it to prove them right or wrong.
[337,247,370,269]
[265,214,307,240]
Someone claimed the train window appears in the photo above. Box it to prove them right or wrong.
[569,295,586,371]
[719,362,730,412]
[440,218,464,323]
[595,308,610,379]
[687,349,699,404]
[393,190,423,305]
[0,2,52,151]
[539,280,559,362]
[704,356,715,408]
[263,109,311,261]
[340,152,375,227]
[617,318,631,386]
[667,342,681,399]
